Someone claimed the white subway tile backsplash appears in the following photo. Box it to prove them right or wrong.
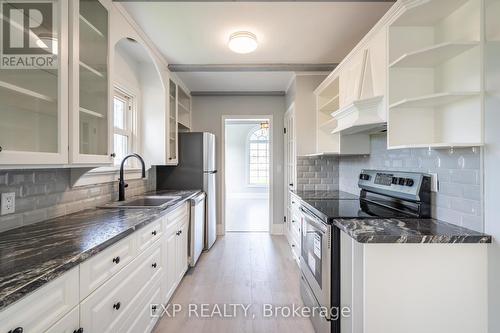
[0,168,155,232]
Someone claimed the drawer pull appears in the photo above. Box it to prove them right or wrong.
[152,262,157,268]
[292,244,295,248]
[8,328,23,333]
[176,231,180,236]
[73,329,84,333]
[112,256,120,264]
[113,302,121,310]
[179,230,182,235]
[152,230,157,236]
[152,305,157,311]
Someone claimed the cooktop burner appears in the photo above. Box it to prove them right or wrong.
[300,197,416,220]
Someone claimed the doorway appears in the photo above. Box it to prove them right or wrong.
[223,117,272,232]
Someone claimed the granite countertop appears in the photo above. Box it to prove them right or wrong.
[0,190,201,311]
[293,191,491,244]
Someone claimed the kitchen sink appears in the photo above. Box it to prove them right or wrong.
[101,195,181,209]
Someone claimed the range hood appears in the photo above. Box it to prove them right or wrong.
[330,95,385,135]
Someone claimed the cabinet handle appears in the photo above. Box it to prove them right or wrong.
[113,302,121,310]
[176,231,180,236]
[8,328,23,333]
[291,244,295,248]
[73,329,84,333]
[152,305,157,311]
[152,262,157,268]
[110,153,116,158]
[152,230,157,236]
[112,256,120,264]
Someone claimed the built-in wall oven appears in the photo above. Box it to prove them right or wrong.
[299,205,340,333]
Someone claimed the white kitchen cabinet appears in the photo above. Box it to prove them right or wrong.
[0,0,69,165]
[387,0,484,149]
[167,78,179,165]
[340,232,488,333]
[69,0,113,164]
[79,232,137,299]
[0,268,79,333]
[80,239,162,332]
[162,202,189,303]
[45,306,81,333]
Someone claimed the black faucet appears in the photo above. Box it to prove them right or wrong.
[119,153,146,201]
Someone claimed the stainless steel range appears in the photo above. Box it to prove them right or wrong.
[298,170,432,333]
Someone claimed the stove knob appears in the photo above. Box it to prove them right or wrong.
[405,178,415,187]
[359,173,370,181]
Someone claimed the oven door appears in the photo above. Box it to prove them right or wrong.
[300,205,331,314]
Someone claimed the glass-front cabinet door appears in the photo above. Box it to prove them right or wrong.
[69,0,112,164]
[167,79,178,165]
[0,0,68,165]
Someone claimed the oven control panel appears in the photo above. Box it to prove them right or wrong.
[358,169,431,201]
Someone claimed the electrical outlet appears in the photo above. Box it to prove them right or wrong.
[1,192,15,215]
[429,173,439,192]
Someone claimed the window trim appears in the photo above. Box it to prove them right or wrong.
[71,84,142,187]
[246,125,270,187]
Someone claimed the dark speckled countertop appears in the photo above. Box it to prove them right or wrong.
[0,190,201,311]
[292,190,491,244]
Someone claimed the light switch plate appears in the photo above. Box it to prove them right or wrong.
[429,173,439,192]
[1,192,15,215]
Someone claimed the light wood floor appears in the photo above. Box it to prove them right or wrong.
[154,233,315,333]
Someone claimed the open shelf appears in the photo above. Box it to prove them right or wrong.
[319,118,337,132]
[80,14,104,38]
[389,92,480,109]
[392,0,471,26]
[178,102,190,113]
[178,121,190,131]
[388,142,483,150]
[389,42,479,68]
[319,94,339,113]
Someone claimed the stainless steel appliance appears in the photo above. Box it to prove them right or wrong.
[156,132,217,250]
[189,192,206,266]
[299,170,432,333]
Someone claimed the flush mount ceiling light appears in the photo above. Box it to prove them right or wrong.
[228,31,258,54]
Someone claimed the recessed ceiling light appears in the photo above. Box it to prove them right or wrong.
[228,31,258,54]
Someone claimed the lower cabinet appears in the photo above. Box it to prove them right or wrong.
[162,203,189,303]
[45,306,81,333]
[0,201,191,333]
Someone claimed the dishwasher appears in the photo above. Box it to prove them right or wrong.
[189,192,206,267]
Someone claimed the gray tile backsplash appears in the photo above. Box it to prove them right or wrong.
[339,133,483,232]
[0,168,156,233]
[297,156,339,191]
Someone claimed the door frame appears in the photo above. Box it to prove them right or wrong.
[221,115,274,234]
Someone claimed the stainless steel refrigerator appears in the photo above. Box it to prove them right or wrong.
[156,132,217,250]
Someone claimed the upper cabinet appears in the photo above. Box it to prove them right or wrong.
[70,0,113,164]
[0,0,69,165]
[387,0,483,149]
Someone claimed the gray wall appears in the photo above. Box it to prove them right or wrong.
[339,133,482,232]
[0,169,155,233]
[191,95,285,232]
[296,156,339,191]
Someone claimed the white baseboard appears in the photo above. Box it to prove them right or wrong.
[271,223,284,235]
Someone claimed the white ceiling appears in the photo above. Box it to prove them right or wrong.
[122,1,393,92]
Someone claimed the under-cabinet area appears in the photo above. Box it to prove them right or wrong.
[0,0,499,332]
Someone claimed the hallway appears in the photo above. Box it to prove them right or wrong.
[225,195,269,232]
[154,233,314,333]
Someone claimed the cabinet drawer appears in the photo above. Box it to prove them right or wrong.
[166,202,189,224]
[138,218,163,253]
[80,240,162,333]
[80,233,137,300]
[0,268,79,333]
[44,306,80,333]
[116,274,162,333]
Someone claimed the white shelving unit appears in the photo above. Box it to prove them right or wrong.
[387,0,483,149]
[177,86,191,133]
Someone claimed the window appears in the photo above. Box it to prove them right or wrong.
[248,127,269,186]
[113,88,135,166]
